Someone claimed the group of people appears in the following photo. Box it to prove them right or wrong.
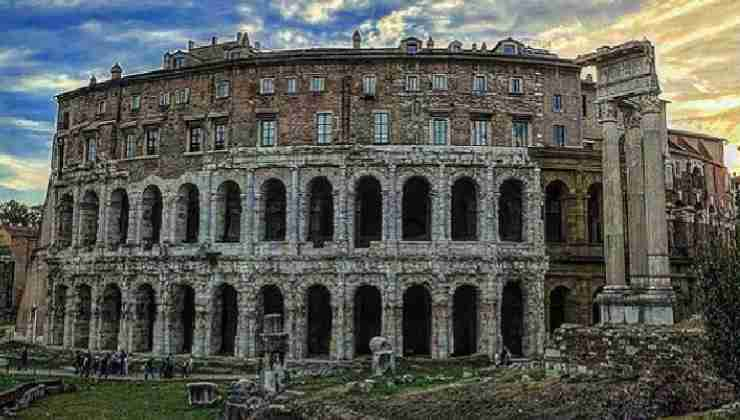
[144,354,194,380]
[75,350,129,379]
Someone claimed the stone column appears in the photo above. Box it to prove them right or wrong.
[437,166,450,241]
[332,275,346,360]
[155,283,170,355]
[288,167,299,244]
[72,187,81,248]
[337,166,348,244]
[90,288,101,350]
[387,164,399,242]
[596,101,631,323]
[236,285,254,358]
[638,95,674,324]
[244,169,256,254]
[486,167,496,242]
[127,192,140,245]
[625,111,648,278]
[98,185,109,246]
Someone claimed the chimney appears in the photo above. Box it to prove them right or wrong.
[211,36,217,46]
[236,32,242,43]
[352,30,361,49]
[188,40,194,50]
[427,36,434,49]
[110,62,122,80]
[163,52,171,69]
[472,43,477,51]
[481,42,487,51]
[254,41,261,50]
[241,32,250,47]
[89,74,97,88]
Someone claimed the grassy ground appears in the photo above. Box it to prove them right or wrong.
[20,379,226,420]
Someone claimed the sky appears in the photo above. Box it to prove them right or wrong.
[0,0,739,205]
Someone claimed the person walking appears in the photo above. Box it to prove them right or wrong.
[121,351,128,377]
[144,358,154,381]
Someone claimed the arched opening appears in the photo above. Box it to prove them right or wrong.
[211,283,239,355]
[74,284,92,349]
[501,282,524,357]
[100,284,122,350]
[57,194,74,247]
[53,285,68,346]
[499,179,523,242]
[549,286,575,332]
[402,177,432,241]
[171,284,196,354]
[307,177,334,247]
[403,284,431,356]
[545,181,568,243]
[262,179,286,241]
[142,185,163,247]
[451,178,478,241]
[592,286,603,325]
[132,284,156,352]
[306,285,332,357]
[217,181,242,242]
[453,285,478,356]
[354,176,382,248]
[109,189,129,246]
[79,191,99,246]
[587,183,603,244]
[257,285,285,355]
[175,183,200,244]
[353,285,382,356]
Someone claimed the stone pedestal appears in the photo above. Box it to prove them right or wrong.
[596,285,675,325]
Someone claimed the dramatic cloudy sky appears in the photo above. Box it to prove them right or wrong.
[1,0,738,204]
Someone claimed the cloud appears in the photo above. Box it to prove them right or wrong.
[0,48,35,67]
[0,73,86,94]
[0,154,49,194]
[0,116,53,133]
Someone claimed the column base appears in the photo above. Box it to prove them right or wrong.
[596,285,675,325]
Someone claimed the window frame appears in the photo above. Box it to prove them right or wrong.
[259,118,277,147]
[213,121,227,151]
[145,127,159,156]
[159,92,170,107]
[260,78,274,95]
[406,75,419,92]
[131,95,141,112]
[432,74,448,91]
[512,119,530,147]
[97,100,106,115]
[362,75,377,96]
[430,117,449,145]
[286,77,297,95]
[310,76,325,93]
[473,75,487,94]
[125,132,136,159]
[85,136,97,162]
[188,125,203,153]
[553,94,563,112]
[554,124,566,147]
[316,112,333,145]
[216,80,231,98]
[509,77,523,95]
[373,111,390,144]
[471,119,489,146]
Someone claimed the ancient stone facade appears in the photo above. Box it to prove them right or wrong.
[34,33,734,359]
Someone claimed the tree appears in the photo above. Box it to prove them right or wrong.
[0,200,41,229]
[695,234,740,399]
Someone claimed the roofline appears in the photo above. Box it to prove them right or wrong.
[56,48,579,101]
[668,128,727,143]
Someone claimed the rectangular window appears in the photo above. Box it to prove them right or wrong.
[316,113,332,144]
[310,76,325,92]
[472,120,489,146]
[406,75,419,92]
[260,119,276,146]
[553,94,562,112]
[512,120,529,146]
[214,123,227,150]
[174,88,190,104]
[131,95,141,111]
[432,74,448,90]
[503,44,516,55]
[473,75,486,93]
[189,126,202,152]
[85,137,96,162]
[363,75,376,96]
[97,101,106,114]
[145,128,159,155]
[554,125,566,146]
[374,112,389,144]
[61,111,70,129]
[260,78,274,95]
[125,133,135,159]
[174,56,185,69]
[216,80,230,98]
[287,78,297,94]
[159,92,170,107]
[431,118,448,145]
[582,95,588,117]
[509,78,523,94]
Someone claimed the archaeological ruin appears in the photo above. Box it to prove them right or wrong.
[15,31,735,361]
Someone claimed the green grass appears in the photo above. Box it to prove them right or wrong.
[20,380,227,420]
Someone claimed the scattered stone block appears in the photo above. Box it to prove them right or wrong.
[186,382,218,407]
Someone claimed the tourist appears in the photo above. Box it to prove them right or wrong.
[121,350,128,377]
[144,358,154,380]
[183,356,193,378]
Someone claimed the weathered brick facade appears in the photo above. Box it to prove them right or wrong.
[31,33,734,360]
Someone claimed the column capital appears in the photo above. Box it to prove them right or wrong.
[598,100,620,123]
[639,93,662,115]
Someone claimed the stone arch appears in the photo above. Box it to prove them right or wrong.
[261,179,286,242]
[306,177,334,247]
[100,283,122,350]
[142,185,163,247]
[57,193,74,247]
[52,284,68,346]
[453,284,479,356]
[79,190,99,246]
[74,284,92,349]
[132,283,157,352]
[451,177,478,241]
[210,283,239,355]
[548,285,575,332]
[175,183,200,244]
[545,180,569,243]
[501,281,524,357]
[306,284,332,357]
[108,189,129,246]
[402,176,432,241]
[353,284,382,356]
[499,178,524,242]
[587,183,603,244]
[354,176,382,248]
[216,180,242,242]
[403,284,432,356]
[256,284,285,355]
[170,283,196,354]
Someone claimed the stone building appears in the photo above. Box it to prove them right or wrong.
[0,225,37,324]
[30,33,734,360]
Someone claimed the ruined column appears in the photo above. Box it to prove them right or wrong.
[625,110,648,279]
